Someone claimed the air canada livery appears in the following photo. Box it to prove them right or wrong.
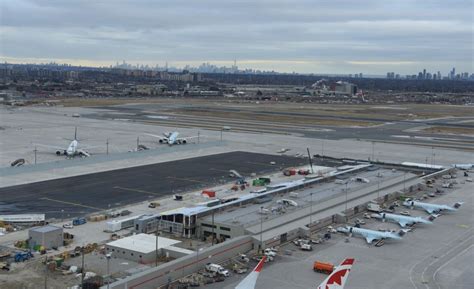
[317,258,355,289]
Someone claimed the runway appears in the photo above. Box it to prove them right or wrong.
[87,104,474,151]
[0,151,305,219]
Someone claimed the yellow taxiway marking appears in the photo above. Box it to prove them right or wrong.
[40,197,103,210]
[166,176,205,184]
[114,186,160,196]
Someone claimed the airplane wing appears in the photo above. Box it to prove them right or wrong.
[235,256,266,289]
[76,149,91,157]
[177,135,200,141]
[144,133,166,139]
[398,221,408,228]
[365,236,375,244]
[33,143,64,151]
[317,258,355,289]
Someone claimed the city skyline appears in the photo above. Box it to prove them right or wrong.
[3,60,472,80]
[1,0,472,74]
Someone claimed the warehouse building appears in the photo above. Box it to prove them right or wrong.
[28,225,63,250]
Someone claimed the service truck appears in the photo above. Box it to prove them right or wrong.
[205,263,230,277]
[313,261,334,274]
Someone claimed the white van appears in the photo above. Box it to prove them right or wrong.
[205,263,230,277]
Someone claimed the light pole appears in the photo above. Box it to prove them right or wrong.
[377,178,381,200]
[211,211,215,245]
[371,141,375,161]
[155,217,160,267]
[345,181,349,221]
[106,138,109,155]
[309,193,313,235]
[61,209,64,222]
[34,146,37,164]
[44,256,48,289]
[106,253,112,289]
[81,247,85,288]
[260,206,264,253]
[220,129,223,142]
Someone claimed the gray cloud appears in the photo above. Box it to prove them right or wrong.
[1,0,472,74]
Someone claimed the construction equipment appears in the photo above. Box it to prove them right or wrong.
[14,251,33,262]
[72,217,87,226]
[313,261,334,274]
[0,262,10,271]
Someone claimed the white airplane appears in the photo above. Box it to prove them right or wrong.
[317,258,355,289]
[403,199,463,214]
[235,256,266,289]
[337,226,404,244]
[34,127,91,158]
[371,212,433,227]
[451,163,473,170]
[145,131,198,146]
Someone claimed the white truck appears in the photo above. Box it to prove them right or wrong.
[300,243,313,251]
[205,263,230,277]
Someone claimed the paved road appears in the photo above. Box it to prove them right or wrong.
[0,152,304,219]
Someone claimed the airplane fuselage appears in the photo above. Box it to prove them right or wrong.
[403,200,462,214]
[340,226,402,243]
[372,212,432,227]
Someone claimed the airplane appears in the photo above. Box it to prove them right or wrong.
[337,226,405,244]
[34,127,92,158]
[371,212,433,227]
[403,199,463,214]
[235,256,266,289]
[145,131,198,146]
[317,258,355,289]
[451,163,473,170]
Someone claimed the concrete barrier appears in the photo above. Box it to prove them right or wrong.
[104,235,253,289]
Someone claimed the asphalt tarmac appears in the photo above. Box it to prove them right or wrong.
[0,152,305,219]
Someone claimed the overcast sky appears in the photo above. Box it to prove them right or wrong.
[1,0,472,74]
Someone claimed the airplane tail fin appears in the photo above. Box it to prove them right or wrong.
[397,229,409,237]
[235,256,266,289]
[317,258,355,289]
[454,202,464,209]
